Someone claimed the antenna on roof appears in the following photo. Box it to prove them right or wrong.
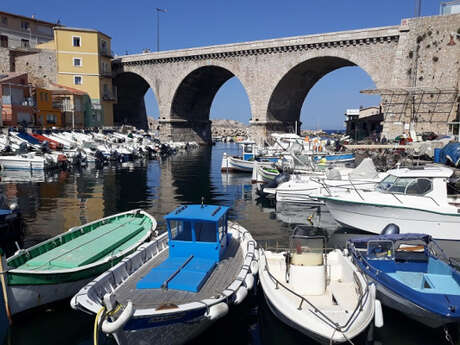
[201,197,204,208]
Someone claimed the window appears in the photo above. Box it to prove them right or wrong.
[0,16,7,25]
[21,39,30,48]
[72,36,81,47]
[376,175,432,195]
[100,39,107,54]
[73,57,82,67]
[0,35,7,48]
[46,114,57,124]
[21,21,30,31]
[169,220,192,241]
[194,222,217,242]
[74,76,82,85]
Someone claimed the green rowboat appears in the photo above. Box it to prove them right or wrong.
[2,209,156,316]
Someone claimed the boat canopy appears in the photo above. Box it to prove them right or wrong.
[350,233,432,246]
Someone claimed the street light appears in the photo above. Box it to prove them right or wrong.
[156,8,167,52]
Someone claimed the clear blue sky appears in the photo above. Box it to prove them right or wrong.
[5,1,444,129]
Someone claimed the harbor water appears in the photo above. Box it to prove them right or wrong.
[1,142,458,345]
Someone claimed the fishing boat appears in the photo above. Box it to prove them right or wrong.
[71,204,258,345]
[221,141,277,172]
[316,166,460,240]
[0,153,54,170]
[348,233,460,328]
[259,227,380,344]
[2,209,156,316]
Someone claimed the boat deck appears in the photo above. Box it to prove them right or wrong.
[114,236,243,309]
[13,215,150,271]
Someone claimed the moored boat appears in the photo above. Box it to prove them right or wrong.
[71,204,258,345]
[316,166,460,240]
[3,209,156,316]
[348,233,460,328]
[259,227,380,344]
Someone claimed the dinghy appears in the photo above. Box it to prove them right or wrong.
[348,233,460,328]
[71,204,258,345]
[259,227,380,344]
[2,209,156,315]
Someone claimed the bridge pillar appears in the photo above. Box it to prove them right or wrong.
[249,120,300,145]
[159,119,211,145]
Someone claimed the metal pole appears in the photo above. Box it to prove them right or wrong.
[156,10,160,52]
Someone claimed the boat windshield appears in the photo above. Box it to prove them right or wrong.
[376,175,432,195]
[367,240,394,260]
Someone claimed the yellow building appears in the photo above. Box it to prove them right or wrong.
[35,87,63,127]
[38,26,116,127]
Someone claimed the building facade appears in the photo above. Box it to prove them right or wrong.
[35,87,62,127]
[344,106,383,141]
[38,27,116,127]
[0,72,35,126]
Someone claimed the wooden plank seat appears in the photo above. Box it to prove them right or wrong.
[19,219,145,270]
[136,256,216,293]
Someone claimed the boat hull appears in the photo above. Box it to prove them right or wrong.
[0,157,45,170]
[368,275,454,328]
[221,154,273,173]
[112,308,215,345]
[324,199,460,240]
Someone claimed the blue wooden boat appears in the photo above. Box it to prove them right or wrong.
[348,233,460,328]
[71,204,258,345]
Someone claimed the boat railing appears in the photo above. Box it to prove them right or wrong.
[261,248,371,334]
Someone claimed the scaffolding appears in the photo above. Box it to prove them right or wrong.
[361,87,459,125]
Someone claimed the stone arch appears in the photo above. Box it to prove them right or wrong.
[113,71,157,129]
[266,56,378,125]
[170,65,250,121]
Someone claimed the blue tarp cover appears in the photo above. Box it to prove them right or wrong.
[439,142,460,167]
[350,233,432,246]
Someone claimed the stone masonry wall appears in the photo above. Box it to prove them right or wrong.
[14,49,57,87]
[0,48,12,73]
[382,14,460,139]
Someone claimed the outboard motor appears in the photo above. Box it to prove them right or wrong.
[41,141,51,154]
[18,142,28,154]
[381,223,400,235]
[258,172,291,196]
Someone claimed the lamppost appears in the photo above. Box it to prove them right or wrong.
[156,8,167,52]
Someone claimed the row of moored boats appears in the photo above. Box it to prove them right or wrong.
[0,130,198,171]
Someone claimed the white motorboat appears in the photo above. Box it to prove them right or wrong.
[272,158,387,204]
[71,204,258,345]
[221,141,277,173]
[316,166,460,240]
[0,153,54,170]
[259,228,380,344]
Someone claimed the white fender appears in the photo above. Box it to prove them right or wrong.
[234,286,248,305]
[205,302,228,321]
[101,301,134,333]
[250,260,259,275]
[254,248,260,261]
[244,273,255,290]
[374,299,384,328]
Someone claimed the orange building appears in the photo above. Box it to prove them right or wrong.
[0,72,35,127]
[35,87,62,127]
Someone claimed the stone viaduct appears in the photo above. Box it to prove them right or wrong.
[112,14,460,144]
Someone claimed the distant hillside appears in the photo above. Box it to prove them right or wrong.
[212,119,247,128]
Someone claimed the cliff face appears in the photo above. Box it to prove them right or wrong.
[211,119,248,137]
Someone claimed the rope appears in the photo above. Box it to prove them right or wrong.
[0,255,12,325]
[93,306,105,345]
